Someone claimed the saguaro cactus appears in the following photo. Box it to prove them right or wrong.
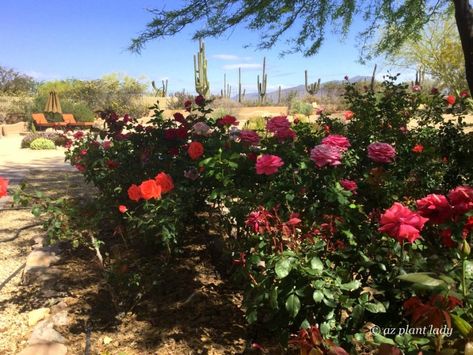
[238,67,243,103]
[277,85,282,104]
[415,67,425,86]
[370,64,377,92]
[257,57,267,104]
[305,70,321,95]
[221,74,232,99]
[194,39,210,97]
[161,79,168,97]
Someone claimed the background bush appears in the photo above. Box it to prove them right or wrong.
[29,137,56,150]
[21,132,67,148]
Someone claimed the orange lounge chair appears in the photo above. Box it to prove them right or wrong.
[62,113,95,128]
[31,113,67,130]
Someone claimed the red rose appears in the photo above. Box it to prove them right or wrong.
[155,172,174,194]
[139,179,162,200]
[460,90,469,98]
[127,184,142,202]
[0,177,9,198]
[239,130,260,145]
[412,144,424,153]
[184,100,192,111]
[440,229,455,248]
[195,95,205,106]
[445,95,456,105]
[188,141,204,160]
[448,185,473,215]
[343,110,354,120]
[217,115,238,126]
[378,202,428,243]
[340,179,358,193]
[416,194,452,224]
[118,205,128,213]
[173,112,185,123]
[106,160,119,169]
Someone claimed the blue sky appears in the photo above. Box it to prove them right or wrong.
[0,0,397,94]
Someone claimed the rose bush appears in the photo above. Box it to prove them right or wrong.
[63,78,473,353]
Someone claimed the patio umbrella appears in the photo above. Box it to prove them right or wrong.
[44,91,62,120]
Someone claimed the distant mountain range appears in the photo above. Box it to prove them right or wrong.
[240,76,372,102]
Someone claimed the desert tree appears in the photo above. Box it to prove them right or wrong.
[129,0,473,94]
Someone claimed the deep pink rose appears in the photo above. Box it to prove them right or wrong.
[322,135,351,152]
[378,202,428,243]
[416,194,452,224]
[266,116,291,133]
[256,154,284,175]
[274,128,296,141]
[310,144,342,168]
[448,186,473,215]
[239,130,260,145]
[340,179,358,193]
[368,142,396,163]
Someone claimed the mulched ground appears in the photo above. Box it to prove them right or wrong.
[0,169,287,354]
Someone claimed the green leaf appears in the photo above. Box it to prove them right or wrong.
[285,294,301,318]
[340,280,361,291]
[275,258,292,279]
[310,257,323,271]
[364,302,387,313]
[397,273,447,288]
[313,290,324,303]
[320,322,330,336]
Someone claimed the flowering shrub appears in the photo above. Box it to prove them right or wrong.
[63,78,473,353]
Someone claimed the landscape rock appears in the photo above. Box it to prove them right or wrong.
[18,342,67,355]
[28,308,50,327]
[28,320,66,345]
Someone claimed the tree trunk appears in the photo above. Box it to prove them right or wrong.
[453,0,473,94]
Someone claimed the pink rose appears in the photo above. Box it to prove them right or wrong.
[343,110,354,120]
[256,154,284,175]
[239,130,260,145]
[448,186,473,215]
[416,194,452,224]
[322,135,351,152]
[266,116,291,133]
[378,202,428,243]
[367,142,396,163]
[310,144,342,168]
[340,179,358,193]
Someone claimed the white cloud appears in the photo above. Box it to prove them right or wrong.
[213,54,252,61]
[223,63,262,70]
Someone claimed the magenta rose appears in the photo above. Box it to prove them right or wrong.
[368,142,396,163]
[266,116,291,133]
[322,135,351,152]
[378,202,428,243]
[274,128,296,142]
[340,179,358,193]
[448,185,473,215]
[310,144,342,168]
[239,130,260,145]
[256,154,284,175]
[416,194,452,224]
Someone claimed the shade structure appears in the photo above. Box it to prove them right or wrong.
[44,91,62,114]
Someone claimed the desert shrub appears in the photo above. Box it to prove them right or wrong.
[289,98,313,116]
[167,90,194,110]
[30,138,56,150]
[21,132,67,148]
